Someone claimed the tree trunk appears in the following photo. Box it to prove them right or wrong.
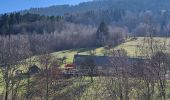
[119,83,123,100]
[26,73,30,100]
[46,59,49,100]
[90,75,93,83]
[5,81,9,100]
[5,66,9,100]
[125,78,129,100]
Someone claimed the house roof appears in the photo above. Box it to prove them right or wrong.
[73,54,146,67]
[64,64,75,69]
[73,55,110,66]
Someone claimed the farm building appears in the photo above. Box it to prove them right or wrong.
[72,54,147,76]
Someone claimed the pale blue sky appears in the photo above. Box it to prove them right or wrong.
[0,0,93,14]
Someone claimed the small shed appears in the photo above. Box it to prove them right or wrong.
[28,65,40,75]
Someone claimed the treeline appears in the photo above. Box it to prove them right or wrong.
[0,13,63,35]
[64,8,125,25]
[1,9,170,37]
[64,8,170,36]
[0,11,126,50]
[18,0,170,36]
[27,22,126,52]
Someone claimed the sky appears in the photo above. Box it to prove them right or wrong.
[0,0,93,14]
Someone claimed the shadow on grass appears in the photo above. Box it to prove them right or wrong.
[77,48,97,53]
[65,47,98,53]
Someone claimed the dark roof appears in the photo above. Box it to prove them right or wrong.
[73,55,111,66]
[73,55,146,66]
[28,65,40,74]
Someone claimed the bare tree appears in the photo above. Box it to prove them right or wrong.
[0,35,31,100]
[151,51,169,100]
[109,49,130,100]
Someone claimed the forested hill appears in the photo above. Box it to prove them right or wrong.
[1,0,170,36]
[22,0,170,16]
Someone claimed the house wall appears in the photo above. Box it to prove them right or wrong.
[75,65,116,76]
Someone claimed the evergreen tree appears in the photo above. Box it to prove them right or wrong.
[96,21,109,46]
[0,14,9,35]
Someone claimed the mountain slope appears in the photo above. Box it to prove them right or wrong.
[22,0,170,16]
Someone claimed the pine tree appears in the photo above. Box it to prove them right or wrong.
[96,21,109,46]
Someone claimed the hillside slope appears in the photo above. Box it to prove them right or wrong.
[53,37,170,65]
